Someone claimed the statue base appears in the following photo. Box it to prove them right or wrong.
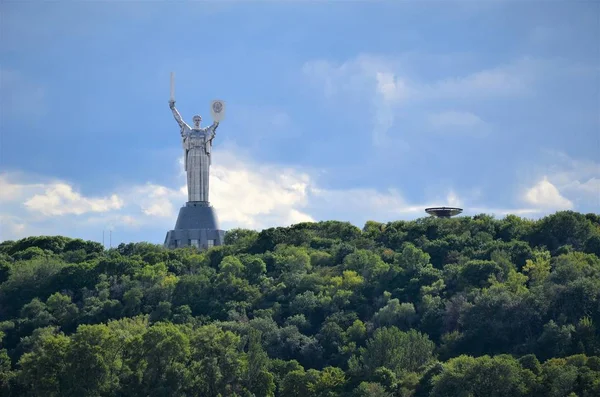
[164,201,225,249]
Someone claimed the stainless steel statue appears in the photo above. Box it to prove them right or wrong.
[168,100,219,202]
[164,72,226,249]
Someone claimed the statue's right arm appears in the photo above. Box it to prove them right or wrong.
[169,102,189,130]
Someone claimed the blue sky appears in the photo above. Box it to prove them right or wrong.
[1,0,599,246]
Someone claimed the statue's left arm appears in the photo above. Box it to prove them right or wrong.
[208,121,219,141]
[203,122,219,161]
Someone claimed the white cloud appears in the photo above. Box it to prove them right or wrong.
[303,55,404,147]
[0,174,27,202]
[0,215,27,240]
[523,177,574,210]
[523,152,600,211]
[429,60,533,99]
[1,174,125,220]
[310,186,411,215]
[563,178,600,197]
[445,190,462,208]
[0,149,318,241]
[24,183,124,216]
[210,150,314,229]
[303,55,537,146]
[2,147,595,244]
[307,186,468,226]
[133,184,179,218]
[303,54,538,103]
[0,149,461,242]
[547,154,600,204]
[376,71,410,102]
[0,174,48,203]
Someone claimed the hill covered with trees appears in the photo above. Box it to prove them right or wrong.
[1,210,600,396]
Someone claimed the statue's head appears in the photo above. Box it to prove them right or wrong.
[192,115,202,128]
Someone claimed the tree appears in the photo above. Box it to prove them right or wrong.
[0,258,10,285]
[281,369,312,397]
[0,349,14,396]
[522,249,551,286]
[149,301,172,323]
[536,321,575,360]
[537,358,579,397]
[246,329,275,397]
[344,250,389,281]
[126,323,191,396]
[224,228,259,249]
[308,366,346,397]
[430,355,533,397]
[0,258,66,317]
[584,234,600,257]
[2,213,600,396]
[7,236,69,255]
[17,330,71,397]
[46,293,79,327]
[19,298,55,330]
[63,324,121,396]
[459,260,504,289]
[242,255,267,284]
[346,320,367,344]
[459,285,541,355]
[531,211,595,252]
[358,327,435,377]
[498,215,534,242]
[373,299,416,329]
[186,324,244,396]
[354,382,391,397]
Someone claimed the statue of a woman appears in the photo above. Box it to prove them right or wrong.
[169,100,219,203]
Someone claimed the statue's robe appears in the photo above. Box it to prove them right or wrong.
[182,126,216,202]
[170,105,218,202]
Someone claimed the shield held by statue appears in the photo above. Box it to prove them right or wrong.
[210,100,226,122]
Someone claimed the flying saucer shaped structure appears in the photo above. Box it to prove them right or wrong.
[425,207,463,218]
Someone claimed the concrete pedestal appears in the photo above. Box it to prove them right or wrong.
[164,201,225,249]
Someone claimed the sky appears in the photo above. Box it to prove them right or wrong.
[1,0,599,246]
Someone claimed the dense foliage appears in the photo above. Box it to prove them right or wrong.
[1,210,600,396]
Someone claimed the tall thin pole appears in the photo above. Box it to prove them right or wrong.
[102,230,105,248]
[109,231,112,249]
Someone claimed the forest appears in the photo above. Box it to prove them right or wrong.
[1,210,599,396]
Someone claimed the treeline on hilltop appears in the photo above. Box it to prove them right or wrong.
[1,210,600,396]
